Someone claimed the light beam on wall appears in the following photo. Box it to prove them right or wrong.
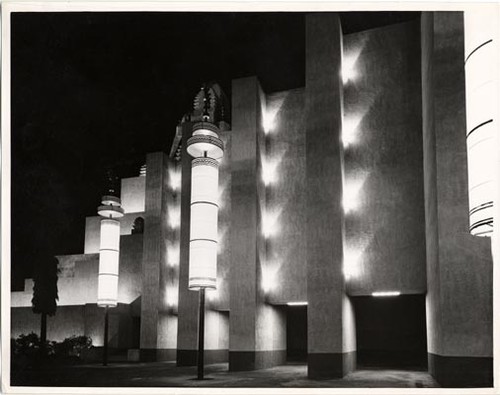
[342,56,358,84]
[262,208,282,238]
[263,112,277,135]
[167,243,180,267]
[206,288,219,302]
[168,205,181,229]
[169,168,182,192]
[166,287,179,307]
[218,181,228,209]
[342,37,367,85]
[261,93,288,135]
[261,156,280,186]
[343,249,361,280]
[217,226,227,254]
[342,116,363,148]
[261,261,280,293]
[343,178,365,213]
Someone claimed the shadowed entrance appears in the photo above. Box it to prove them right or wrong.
[353,294,427,369]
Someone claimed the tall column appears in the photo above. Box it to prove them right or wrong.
[157,159,180,361]
[229,76,286,371]
[421,12,493,387]
[305,13,353,379]
[139,152,169,361]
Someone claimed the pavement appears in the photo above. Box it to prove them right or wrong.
[11,361,439,388]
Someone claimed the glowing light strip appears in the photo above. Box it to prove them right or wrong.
[372,291,401,297]
[287,301,308,306]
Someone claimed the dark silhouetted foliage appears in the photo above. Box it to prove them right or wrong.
[31,256,59,348]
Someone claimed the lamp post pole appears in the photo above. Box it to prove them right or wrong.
[103,306,109,366]
[197,288,206,380]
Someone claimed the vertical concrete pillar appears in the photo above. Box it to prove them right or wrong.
[156,160,179,361]
[229,76,286,371]
[139,152,168,360]
[421,12,493,387]
[305,13,354,378]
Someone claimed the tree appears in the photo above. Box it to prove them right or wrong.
[32,256,59,355]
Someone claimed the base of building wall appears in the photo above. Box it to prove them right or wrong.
[428,353,493,388]
[343,351,356,374]
[229,350,286,371]
[81,347,129,363]
[308,352,356,379]
[177,349,229,366]
[139,348,176,362]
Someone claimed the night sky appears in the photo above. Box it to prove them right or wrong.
[11,11,418,290]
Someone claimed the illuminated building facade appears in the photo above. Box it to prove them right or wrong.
[11,12,493,387]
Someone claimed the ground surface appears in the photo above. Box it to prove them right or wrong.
[11,361,439,388]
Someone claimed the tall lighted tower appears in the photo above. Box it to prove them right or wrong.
[464,10,498,237]
[97,194,124,366]
[186,87,224,379]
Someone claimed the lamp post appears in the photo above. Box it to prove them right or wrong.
[186,91,224,380]
[464,10,498,237]
[97,195,124,366]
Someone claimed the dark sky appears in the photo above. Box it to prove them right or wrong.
[11,11,419,290]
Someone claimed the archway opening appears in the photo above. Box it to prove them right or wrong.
[353,294,427,369]
[286,304,307,363]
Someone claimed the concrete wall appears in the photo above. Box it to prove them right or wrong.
[139,152,169,360]
[305,13,353,378]
[84,177,145,254]
[12,234,142,308]
[12,303,136,349]
[343,20,426,296]
[11,305,85,342]
[421,12,493,387]
[228,76,286,371]
[209,129,231,312]
[264,88,307,304]
[121,176,146,214]
[84,212,145,254]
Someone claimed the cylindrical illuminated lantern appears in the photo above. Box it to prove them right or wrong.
[187,121,224,290]
[464,11,498,237]
[97,195,124,306]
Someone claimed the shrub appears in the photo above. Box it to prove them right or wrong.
[12,333,92,360]
[55,335,92,358]
[12,332,40,356]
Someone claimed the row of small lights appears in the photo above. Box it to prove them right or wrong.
[165,166,181,309]
[343,53,399,298]
[261,107,281,297]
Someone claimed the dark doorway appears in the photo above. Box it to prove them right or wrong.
[286,305,307,362]
[353,294,427,369]
[131,317,141,349]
